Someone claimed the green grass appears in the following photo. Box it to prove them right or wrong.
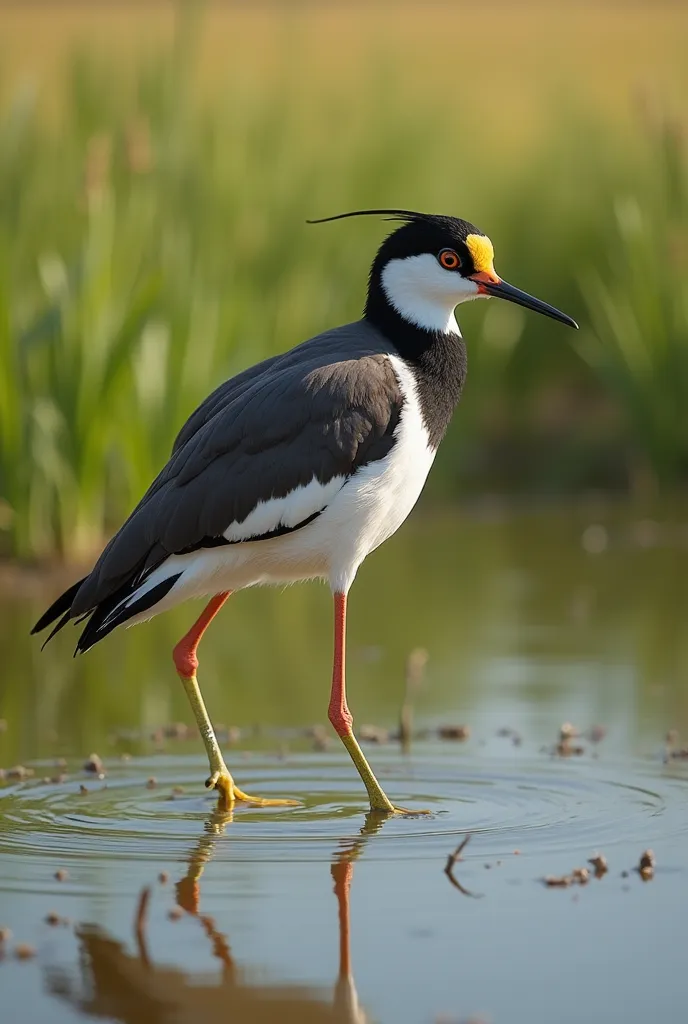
[0,5,686,559]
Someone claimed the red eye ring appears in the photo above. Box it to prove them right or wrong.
[439,248,461,270]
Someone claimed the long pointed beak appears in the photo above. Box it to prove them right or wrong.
[471,271,578,329]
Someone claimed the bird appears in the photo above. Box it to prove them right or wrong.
[32,208,577,815]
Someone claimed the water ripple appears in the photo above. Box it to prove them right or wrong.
[0,748,686,890]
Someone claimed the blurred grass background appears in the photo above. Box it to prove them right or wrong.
[0,0,687,560]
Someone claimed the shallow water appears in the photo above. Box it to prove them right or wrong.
[1,503,687,1023]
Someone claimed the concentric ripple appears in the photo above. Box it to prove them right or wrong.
[0,748,686,891]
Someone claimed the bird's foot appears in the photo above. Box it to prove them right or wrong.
[364,799,432,818]
[205,769,300,812]
[388,804,432,817]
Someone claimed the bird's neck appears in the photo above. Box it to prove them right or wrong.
[364,275,468,449]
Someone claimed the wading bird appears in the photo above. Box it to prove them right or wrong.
[33,209,577,814]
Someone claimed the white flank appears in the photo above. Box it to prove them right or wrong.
[222,473,346,542]
[324,354,435,592]
[118,355,435,625]
[381,252,479,334]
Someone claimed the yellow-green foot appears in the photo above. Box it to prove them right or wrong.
[205,769,300,812]
[367,803,431,817]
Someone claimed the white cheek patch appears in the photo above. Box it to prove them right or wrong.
[381,254,478,334]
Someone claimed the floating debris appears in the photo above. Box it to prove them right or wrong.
[544,874,573,888]
[664,729,688,760]
[438,724,471,742]
[588,853,608,877]
[543,865,591,888]
[496,726,523,746]
[637,849,655,881]
[555,723,585,757]
[359,724,389,744]
[218,725,242,744]
[307,724,331,751]
[13,943,36,960]
[83,753,105,778]
[54,868,69,882]
[4,765,34,781]
[163,722,191,740]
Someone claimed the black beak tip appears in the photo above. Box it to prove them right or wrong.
[483,279,579,331]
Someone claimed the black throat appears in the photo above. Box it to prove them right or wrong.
[365,273,467,449]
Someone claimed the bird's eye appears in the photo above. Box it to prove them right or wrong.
[438,249,461,270]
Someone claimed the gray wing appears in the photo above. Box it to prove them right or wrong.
[71,323,402,615]
[171,351,282,455]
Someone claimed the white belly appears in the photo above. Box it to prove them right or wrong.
[123,355,435,622]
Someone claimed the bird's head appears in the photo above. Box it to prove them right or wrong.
[308,209,578,336]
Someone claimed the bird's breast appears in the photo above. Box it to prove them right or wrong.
[321,354,436,590]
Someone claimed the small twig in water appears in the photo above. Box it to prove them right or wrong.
[444,836,483,898]
[135,886,152,968]
[399,647,428,750]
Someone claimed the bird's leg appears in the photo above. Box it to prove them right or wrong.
[328,592,423,815]
[332,857,353,980]
[173,592,298,812]
[332,855,359,1017]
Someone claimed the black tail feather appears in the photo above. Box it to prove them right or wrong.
[75,573,182,655]
[31,577,88,636]
[41,611,73,651]
[32,564,182,656]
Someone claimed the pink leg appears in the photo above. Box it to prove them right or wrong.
[331,858,353,979]
[173,592,231,678]
[327,592,395,812]
[328,592,353,736]
[173,590,298,810]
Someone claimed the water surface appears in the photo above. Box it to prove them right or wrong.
[1,503,687,1023]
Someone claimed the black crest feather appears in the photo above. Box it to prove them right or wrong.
[307,209,426,225]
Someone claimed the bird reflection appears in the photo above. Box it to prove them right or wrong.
[45,810,388,1024]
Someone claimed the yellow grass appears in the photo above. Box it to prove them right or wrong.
[2,2,687,154]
